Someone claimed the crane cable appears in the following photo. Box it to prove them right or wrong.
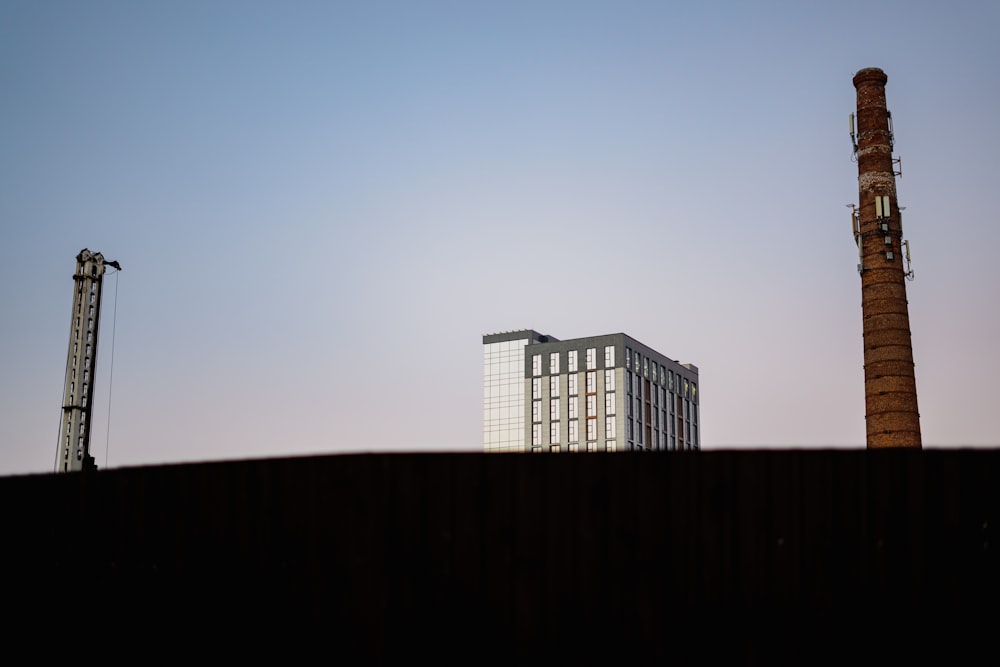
[103,267,120,469]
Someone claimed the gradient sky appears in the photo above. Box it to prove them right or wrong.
[2,0,998,476]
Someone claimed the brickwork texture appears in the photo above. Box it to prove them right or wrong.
[853,67,922,448]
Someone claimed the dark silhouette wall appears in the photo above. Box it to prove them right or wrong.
[3,450,996,662]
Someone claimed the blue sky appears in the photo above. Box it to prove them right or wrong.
[2,0,998,475]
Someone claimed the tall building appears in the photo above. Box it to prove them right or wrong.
[483,330,699,453]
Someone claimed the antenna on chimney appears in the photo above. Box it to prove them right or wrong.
[847,204,864,273]
[849,113,858,158]
[898,206,914,280]
[903,240,914,280]
[847,204,860,247]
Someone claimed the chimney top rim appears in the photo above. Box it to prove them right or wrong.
[854,67,888,87]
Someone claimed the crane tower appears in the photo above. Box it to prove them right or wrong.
[57,248,120,472]
[850,68,921,448]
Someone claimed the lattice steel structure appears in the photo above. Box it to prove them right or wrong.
[57,248,120,472]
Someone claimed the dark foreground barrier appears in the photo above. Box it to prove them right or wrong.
[2,449,997,662]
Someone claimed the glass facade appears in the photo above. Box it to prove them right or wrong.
[483,337,530,453]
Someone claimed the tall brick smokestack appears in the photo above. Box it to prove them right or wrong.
[852,67,922,448]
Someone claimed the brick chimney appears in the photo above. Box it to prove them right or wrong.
[852,67,922,448]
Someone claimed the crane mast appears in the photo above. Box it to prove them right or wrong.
[57,248,120,473]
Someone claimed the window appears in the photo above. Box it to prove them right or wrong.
[550,421,560,444]
[532,378,541,399]
[532,424,541,446]
[605,415,616,439]
[634,351,640,370]
[568,350,578,372]
[550,444,561,453]
[549,376,560,398]
[532,400,541,423]
[643,357,649,378]
[549,352,559,374]
[568,373,578,396]
[532,354,541,376]
[568,397,578,419]
[586,395,597,417]
[586,348,596,370]
[568,420,578,443]
[625,348,631,370]
[586,419,596,441]
[606,440,616,452]
[550,399,560,421]
[605,392,615,415]
[604,369,615,392]
[586,371,596,394]
[569,443,579,452]
[604,346,615,368]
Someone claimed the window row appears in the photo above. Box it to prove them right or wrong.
[532,346,618,376]
[624,370,697,404]
[532,416,619,445]
[624,348,697,401]
[532,441,617,453]
[533,392,616,424]
[532,370,615,399]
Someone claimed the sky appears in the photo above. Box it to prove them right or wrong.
[2,0,998,476]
